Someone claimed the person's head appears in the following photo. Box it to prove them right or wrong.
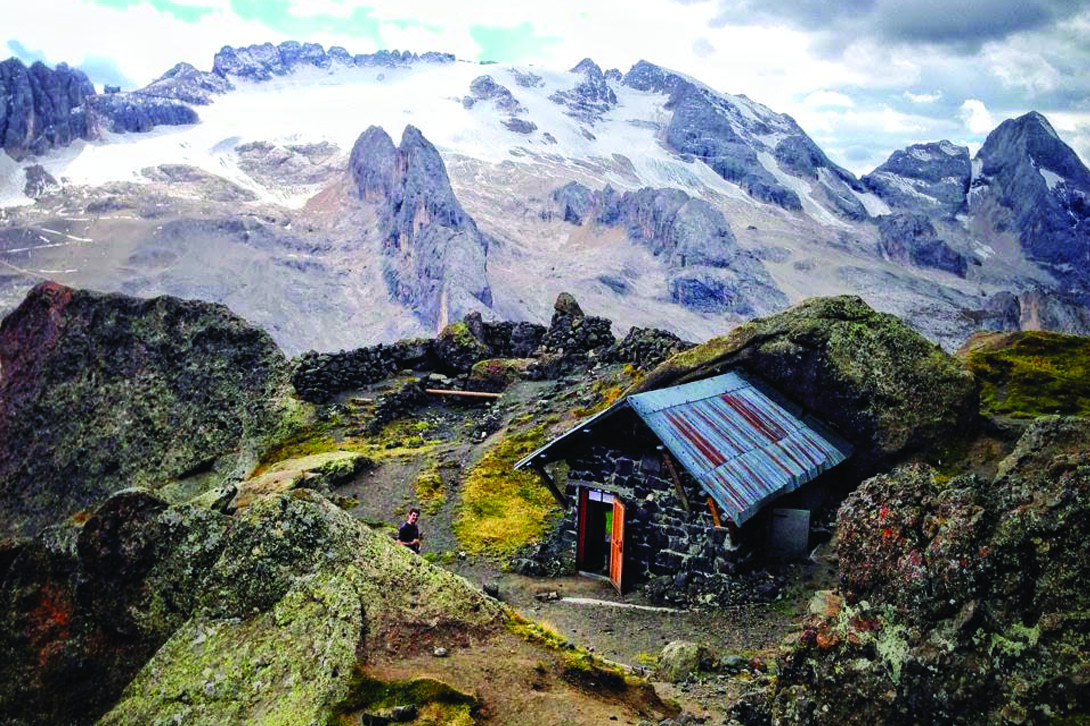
[407,508,420,524]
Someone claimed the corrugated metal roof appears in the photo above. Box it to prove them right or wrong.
[628,371,851,526]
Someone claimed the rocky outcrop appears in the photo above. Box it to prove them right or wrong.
[0,483,505,726]
[602,326,694,369]
[876,213,973,277]
[212,42,453,80]
[0,58,94,159]
[863,140,971,216]
[0,282,293,537]
[549,58,617,124]
[88,92,198,133]
[349,125,492,329]
[22,164,58,198]
[971,111,1090,294]
[542,291,615,355]
[137,61,233,105]
[547,182,786,314]
[738,417,1090,725]
[502,117,537,134]
[463,75,526,115]
[633,295,980,476]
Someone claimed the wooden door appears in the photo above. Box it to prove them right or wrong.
[609,499,625,594]
[575,487,589,570]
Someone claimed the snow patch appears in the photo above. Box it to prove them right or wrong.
[971,158,983,183]
[852,188,891,217]
[909,147,936,162]
[938,141,963,156]
[0,154,33,208]
[1039,167,1065,191]
[757,150,847,228]
[972,242,996,260]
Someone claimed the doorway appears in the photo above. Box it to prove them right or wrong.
[576,487,626,593]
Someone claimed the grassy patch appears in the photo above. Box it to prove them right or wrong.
[414,463,446,515]
[452,425,562,556]
[964,332,1090,418]
[328,667,477,726]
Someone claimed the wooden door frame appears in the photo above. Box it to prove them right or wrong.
[610,498,626,594]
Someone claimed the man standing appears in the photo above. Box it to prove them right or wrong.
[397,508,421,553]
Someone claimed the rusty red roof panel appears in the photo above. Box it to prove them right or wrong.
[628,371,851,526]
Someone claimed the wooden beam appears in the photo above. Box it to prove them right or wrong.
[660,452,691,513]
[706,496,722,528]
[532,464,568,507]
[424,389,502,398]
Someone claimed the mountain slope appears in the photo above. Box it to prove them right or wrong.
[2,43,1090,353]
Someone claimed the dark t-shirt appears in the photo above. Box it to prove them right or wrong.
[398,522,420,553]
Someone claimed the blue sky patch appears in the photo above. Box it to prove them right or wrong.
[470,22,559,64]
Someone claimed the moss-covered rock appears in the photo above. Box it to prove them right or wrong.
[96,489,505,725]
[0,282,295,537]
[960,330,1090,418]
[739,417,1090,725]
[434,318,490,373]
[467,357,535,392]
[634,295,980,475]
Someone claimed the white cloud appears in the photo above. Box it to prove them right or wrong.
[904,90,942,103]
[803,90,855,108]
[959,99,995,134]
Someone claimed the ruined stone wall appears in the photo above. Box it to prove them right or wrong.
[562,444,736,582]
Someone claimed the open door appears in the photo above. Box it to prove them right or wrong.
[609,499,625,594]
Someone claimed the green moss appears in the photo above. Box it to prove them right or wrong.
[328,668,477,725]
[452,425,562,556]
[965,332,1090,418]
[414,465,445,515]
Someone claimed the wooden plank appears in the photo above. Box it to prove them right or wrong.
[424,389,502,398]
[531,464,568,508]
[706,496,722,528]
[661,452,691,513]
[610,498,626,595]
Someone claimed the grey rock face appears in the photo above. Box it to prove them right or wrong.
[976,291,1022,332]
[465,75,526,115]
[623,60,868,219]
[548,58,618,124]
[22,165,58,199]
[971,112,1090,296]
[88,93,198,133]
[138,62,234,105]
[510,69,544,88]
[212,42,454,80]
[0,58,95,159]
[349,125,492,329]
[547,181,786,314]
[502,118,537,134]
[877,213,972,278]
[863,141,971,216]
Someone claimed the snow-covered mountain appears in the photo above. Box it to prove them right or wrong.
[2,41,1089,354]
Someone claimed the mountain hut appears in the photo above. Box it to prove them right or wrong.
[515,370,852,593]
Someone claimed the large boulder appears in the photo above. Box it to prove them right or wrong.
[633,295,980,475]
[0,282,294,537]
[741,416,1090,725]
[0,485,506,726]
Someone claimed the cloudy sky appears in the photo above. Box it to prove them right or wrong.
[5,0,1089,174]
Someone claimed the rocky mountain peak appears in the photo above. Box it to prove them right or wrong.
[0,57,95,158]
[972,111,1090,291]
[549,56,617,124]
[348,124,491,330]
[863,140,971,216]
[211,41,454,81]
